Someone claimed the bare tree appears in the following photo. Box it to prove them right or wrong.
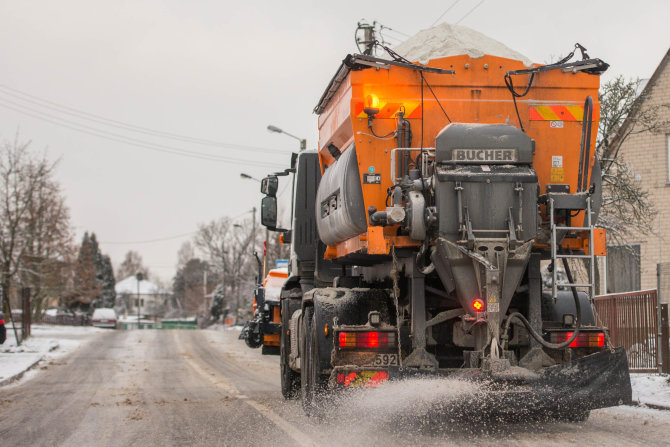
[0,134,73,322]
[116,250,150,280]
[176,241,195,270]
[194,217,258,322]
[596,76,670,245]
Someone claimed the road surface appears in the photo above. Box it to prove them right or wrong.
[1,328,669,446]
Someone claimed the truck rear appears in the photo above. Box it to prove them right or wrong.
[256,29,632,420]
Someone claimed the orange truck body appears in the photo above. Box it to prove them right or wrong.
[316,54,603,259]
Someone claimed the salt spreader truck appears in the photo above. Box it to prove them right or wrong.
[256,42,632,420]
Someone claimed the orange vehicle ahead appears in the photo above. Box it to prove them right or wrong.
[244,267,287,353]
[257,27,631,419]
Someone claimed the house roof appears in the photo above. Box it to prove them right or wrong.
[115,275,166,295]
[608,47,670,151]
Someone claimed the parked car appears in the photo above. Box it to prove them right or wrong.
[91,308,118,329]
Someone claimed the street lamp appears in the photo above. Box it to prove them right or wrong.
[135,272,144,330]
[240,173,260,182]
[266,125,306,151]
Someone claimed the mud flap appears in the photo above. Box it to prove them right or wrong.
[530,347,633,411]
[457,347,633,417]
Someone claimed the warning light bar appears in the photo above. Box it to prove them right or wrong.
[550,331,605,348]
[337,331,396,349]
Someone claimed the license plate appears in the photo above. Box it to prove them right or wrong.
[373,353,399,366]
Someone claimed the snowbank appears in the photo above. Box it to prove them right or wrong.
[0,324,103,386]
[631,374,670,409]
[392,22,531,66]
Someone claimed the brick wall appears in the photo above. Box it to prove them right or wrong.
[614,54,670,301]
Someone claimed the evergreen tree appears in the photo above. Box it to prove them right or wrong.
[210,284,225,320]
[73,232,116,309]
[98,254,116,308]
[72,232,100,308]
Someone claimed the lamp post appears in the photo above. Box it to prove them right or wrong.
[135,272,144,330]
[240,173,260,182]
[267,125,306,151]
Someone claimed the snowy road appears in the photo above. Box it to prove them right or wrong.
[1,328,669,447]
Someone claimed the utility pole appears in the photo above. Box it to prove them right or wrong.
[252,206,257,255]
[135,272,144,330]
[203,269,208,317]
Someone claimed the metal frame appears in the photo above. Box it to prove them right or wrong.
[550,196,595,302]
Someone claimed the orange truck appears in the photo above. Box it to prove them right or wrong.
[256,35,631,419]
[243,267,288,354]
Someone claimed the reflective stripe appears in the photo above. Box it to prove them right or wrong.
[529,104,584,121]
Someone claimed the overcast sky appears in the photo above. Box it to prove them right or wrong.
[1,0,668,282]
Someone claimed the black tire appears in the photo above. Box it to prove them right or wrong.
[301,306,327,417]
[280,298,300,399]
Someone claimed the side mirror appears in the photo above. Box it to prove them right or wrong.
[261,196,277,228]
[261,176,279,197]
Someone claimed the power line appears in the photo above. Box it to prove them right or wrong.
[380,25,410,38]
[100,231,195,245]
[0,99,284,168]
[455,0,486,25]
[0,83,290,155]
[431,0,461,26]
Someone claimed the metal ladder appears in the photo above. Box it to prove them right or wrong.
[550,195,596,302]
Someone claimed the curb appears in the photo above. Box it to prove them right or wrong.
[0,355,45,387]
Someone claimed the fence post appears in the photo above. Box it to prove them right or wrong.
[661,304,669,374]
[658,264,663,373]
[21,288,31,340]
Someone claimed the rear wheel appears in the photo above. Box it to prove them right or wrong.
[301,306,327,417]
[280,297,300,399]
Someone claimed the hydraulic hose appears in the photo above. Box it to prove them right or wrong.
[502,257,582,350]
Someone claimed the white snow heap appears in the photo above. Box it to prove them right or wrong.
[115,275,164,295]
[392,22,531,66]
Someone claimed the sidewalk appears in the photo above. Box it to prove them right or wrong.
[1,324,103,386]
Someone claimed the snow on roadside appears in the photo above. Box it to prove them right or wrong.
[630,373,670,409]
[0,324,104,386]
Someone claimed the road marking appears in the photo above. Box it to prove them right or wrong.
[175,333,315,447]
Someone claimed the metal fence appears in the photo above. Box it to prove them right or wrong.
[41,313,90,326]
[594,289,659,372]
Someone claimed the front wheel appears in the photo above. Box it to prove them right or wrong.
[301,306,327,417]
[280,297,300,399]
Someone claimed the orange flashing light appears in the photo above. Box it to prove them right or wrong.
[365,94,380,109]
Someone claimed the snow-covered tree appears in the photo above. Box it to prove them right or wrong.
[210,284,225,321]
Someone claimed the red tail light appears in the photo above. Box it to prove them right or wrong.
[550,331,605,348]
[472,299,485,311]
[338,331,396,348]
[0,319,4,324]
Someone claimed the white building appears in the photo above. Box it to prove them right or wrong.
[115,276,168,317]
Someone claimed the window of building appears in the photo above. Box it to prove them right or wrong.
[667,134,670,183]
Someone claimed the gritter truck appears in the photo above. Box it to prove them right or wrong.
[254,38,632,420]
